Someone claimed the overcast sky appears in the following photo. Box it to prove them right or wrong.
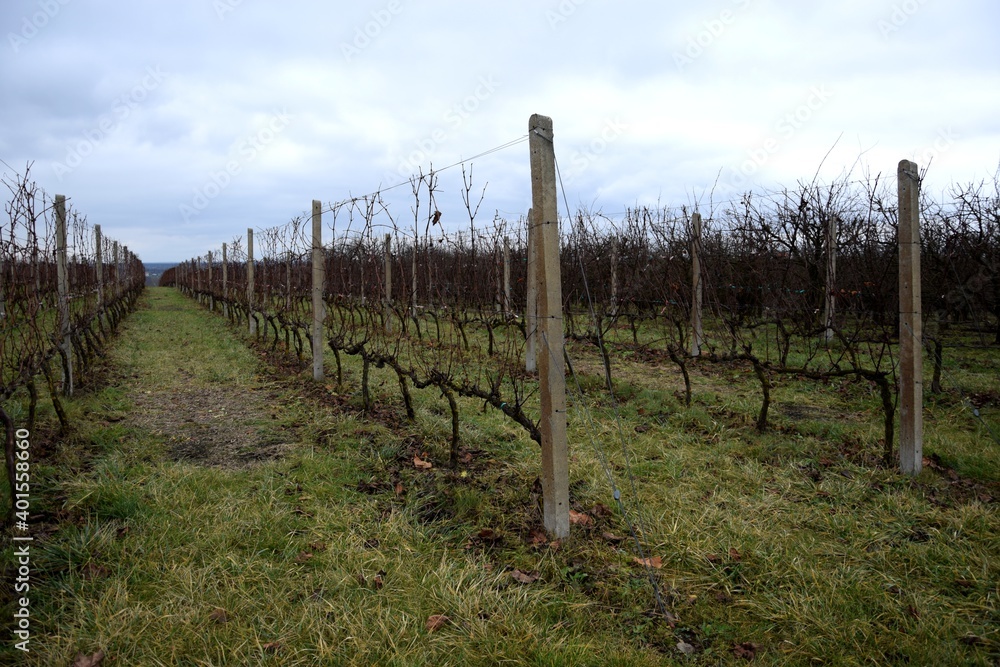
[2,0,998,262]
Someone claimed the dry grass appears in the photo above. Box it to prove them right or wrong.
[1,288,997,665]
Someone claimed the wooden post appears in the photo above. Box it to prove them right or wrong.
[525,208,538,372]
[247,228,256,335]
[55,195,73,396]
[312,200,325,381]
[384,233,392,332]
[222,242,228,316]
[824,213,838,343]
[690,212,703,357]
[898,159,923,476]
[95,224,103,312]
[529,114,569,540]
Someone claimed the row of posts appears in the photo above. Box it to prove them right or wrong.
[177,116,925,540]
[52,195,136,397]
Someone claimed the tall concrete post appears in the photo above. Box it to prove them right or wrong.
[898,159,923,476]
[312,200,326,381]
[55,195,73,395]
[529,114,569,540]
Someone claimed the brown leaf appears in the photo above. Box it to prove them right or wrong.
[394,481,405,497]
[548,539,561,552]
[511,569,540,584]
[601,532,625,544]
[528,528,548,546]
[633,556,663,569]
[729,547,742,562]
[309,541,328,552]
[706,553,722,564]
[262,641,281,653]
[426,614,450,632]
[569,510,592,526]
[592,503,613,518]
[732,642,760,660]
[478,528,498,541]
[413,455,433,470]
[373,572,384,590]
[208,608,229,624]
[72,651,106,667]
[714,591,733,604]
[294,551,313,564]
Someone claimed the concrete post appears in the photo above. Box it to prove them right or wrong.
[690,212,703,357]
[384,233,392,333]
[526,208,538,372]
[312,200,326,381]
[247,228,256,335]
[898,159,923,476]
[55,195,73,395]
[529,113,569,540]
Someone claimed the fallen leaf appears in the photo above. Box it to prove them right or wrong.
[394,481,405,497]
[413,455,433,470]
[309,541,327,552]
[511,569,540,584]
[294,551,313,564]
[208,608,229,624]
[714,591,733,604]
[426,614,450,632]
[373,572,384,590]
[601,531,625,544]
[676,641,695,655]
[478,528,498,541]
[262,641,281,653]
[706,553,722,564]
[528,528,548,546]
[569,510,592,526]
[548,539,561,552]
[592,503,613,517]
[633,556,663,569]
[72,651,106,667]
[732,642,760,660]
[729,547,742,562]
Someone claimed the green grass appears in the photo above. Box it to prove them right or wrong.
[1,287,998,665]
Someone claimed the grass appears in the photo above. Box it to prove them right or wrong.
[1,287,998,665]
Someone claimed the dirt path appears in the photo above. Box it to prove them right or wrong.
[115,288,299,468]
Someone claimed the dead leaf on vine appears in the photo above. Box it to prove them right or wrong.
[413,455,433,470]
[633,556,663,569]
[426,614,450,632]
[511,569,540,584]
[72,651,106,667]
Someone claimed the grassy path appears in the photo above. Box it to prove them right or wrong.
[6,288,667,666]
